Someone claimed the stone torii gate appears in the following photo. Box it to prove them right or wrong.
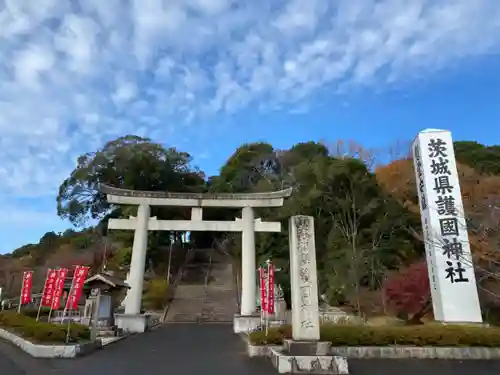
[99,184,292,333]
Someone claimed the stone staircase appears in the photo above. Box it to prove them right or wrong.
[165,248,237,323]
[199,251,237,323]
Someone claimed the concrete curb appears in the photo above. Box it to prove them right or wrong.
[332,346,500,359]
[242,336,500,360]
[101,336,126,347]
[269,347,349,374]
[0,327,102,358]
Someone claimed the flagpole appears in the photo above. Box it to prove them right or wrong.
[64,268,77,344]
[18,272,25,314]
[48,268,60,322]
[258,267,262,328]
[265,259,270,336]
[48,285,55,322]
[36,269,51,321]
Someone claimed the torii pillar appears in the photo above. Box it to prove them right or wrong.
[240,206,256,316]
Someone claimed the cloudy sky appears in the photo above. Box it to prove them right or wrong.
[1,0,500,253]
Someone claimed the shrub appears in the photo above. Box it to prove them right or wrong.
[143,279,168,310]
[248,323,500,347]
[383,261,431,323]
[249,325,291,345]
[22,307,51,319]
[366,316,406,326]
[0,311,90,343]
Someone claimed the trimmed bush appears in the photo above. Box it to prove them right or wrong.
[143,279,169,310]
[22,307,52,319]
[248,325,290,345]
[248,323,500,347]
[0,311,90,343]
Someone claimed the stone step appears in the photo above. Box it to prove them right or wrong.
[200,318,233,322]
[167,314,199,322]
[165,248,237,323]
[97,330,116,337]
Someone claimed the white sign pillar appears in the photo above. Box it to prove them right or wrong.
[289,215,320,341]
[412,129,482,323]
[125,204,150,315]
[240,206,257,316]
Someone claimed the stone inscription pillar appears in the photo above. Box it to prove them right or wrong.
[240,206,257,316]
[412,129,482,322]
[289,215,320,341]
[125,204,150,315]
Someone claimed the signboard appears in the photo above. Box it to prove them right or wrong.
[65,266,89,310]
[289,216,320,341]
[259,267,267,313]
[20,271,33,305]
[41,269,58,307]
[267,263,275,315]
[52,268,69,310]
[412,129,482,323]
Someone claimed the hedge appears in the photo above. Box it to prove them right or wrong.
[0,311,90,343]
[143,279,169,310]
[248,323,500,347]
[21,307,52,319]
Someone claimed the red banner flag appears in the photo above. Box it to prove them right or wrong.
[51,268,68,310]
[65,266,89,311]
[259,267,267,313]
[40,269,58,307]
[20,271,33,305]
[267,263,275,315]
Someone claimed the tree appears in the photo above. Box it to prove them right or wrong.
[57,135,203,226]
[39,232,60,248]
[454,141,500,175]
[384,261,431,324]
[214,142,275,193]
[316,157,420,313]
[376,157,500,303]
[216,146,422,312]
[324,158,381,313]
[44,244,79,268]
[11,134,499,319]
[328,140,374,168]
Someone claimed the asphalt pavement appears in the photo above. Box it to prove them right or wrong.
[0,347,24,375]
[1,324,500,375]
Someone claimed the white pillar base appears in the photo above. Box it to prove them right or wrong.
[115,313,150,333]
[233,314,261,333]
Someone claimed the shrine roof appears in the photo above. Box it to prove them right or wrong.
[85,273,129,289]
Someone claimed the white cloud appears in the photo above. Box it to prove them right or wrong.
[0,0,499,201]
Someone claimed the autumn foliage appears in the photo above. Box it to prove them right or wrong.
[384,261,431,322]
[376,159,500,263]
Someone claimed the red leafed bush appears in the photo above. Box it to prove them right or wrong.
[383,261,431,323]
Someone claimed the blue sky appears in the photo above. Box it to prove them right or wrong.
[1,0,500,254]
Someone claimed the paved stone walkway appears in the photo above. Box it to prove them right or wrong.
[2,325,500,374]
